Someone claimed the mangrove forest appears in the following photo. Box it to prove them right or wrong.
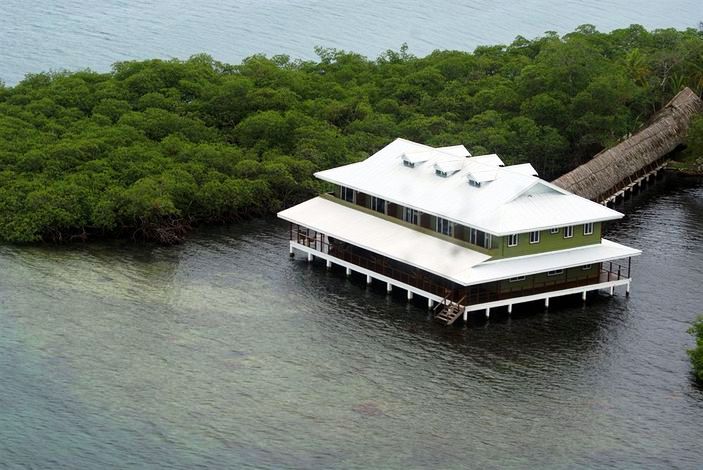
[0,24,701,243]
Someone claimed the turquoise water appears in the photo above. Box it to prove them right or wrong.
[1,176,702,468]
[1,0,701,85]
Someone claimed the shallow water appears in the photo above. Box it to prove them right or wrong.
[1,0,701,85]
[0,174,702,468]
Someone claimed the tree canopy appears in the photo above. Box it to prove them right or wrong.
[689,316,703,382]
[0,25,701,243]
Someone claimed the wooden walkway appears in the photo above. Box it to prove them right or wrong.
[553,87,703,204]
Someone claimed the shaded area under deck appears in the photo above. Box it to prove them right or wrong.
[289,224,633,318]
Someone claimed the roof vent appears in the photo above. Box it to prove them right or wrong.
[467,169,497,187]
[401,150,431,167]
[433,158,464,177]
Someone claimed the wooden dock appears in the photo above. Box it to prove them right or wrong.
[553,87,703,204]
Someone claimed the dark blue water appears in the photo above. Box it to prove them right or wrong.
[1,175,702,468]
[1,0,701,85]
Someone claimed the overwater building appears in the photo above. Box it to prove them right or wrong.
[278,138,640,324]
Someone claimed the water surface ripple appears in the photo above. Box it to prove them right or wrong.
[1,0,701,85]
[1,176,702,468]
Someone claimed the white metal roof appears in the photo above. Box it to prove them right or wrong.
[504,163,538,176]
[463,239,641,285]
[468,169,498,183]
[278,196,490,284]
[315,138,623,236]
[278,196,641,286]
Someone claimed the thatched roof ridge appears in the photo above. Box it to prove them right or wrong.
[552,87,703,201]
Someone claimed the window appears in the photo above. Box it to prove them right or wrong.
[509,276,526,282]
[469,228,478,245]
[547,269,564,276]
[469,179,481,188]
[436,217,452,236]
[564,226,573,238]
[507,234,519,247]
[529,231,540,244]
[583,222,594,235]
[371,196,385,214]
[403,207,418,225]
[483,233,492,249]
[550,227,559,234]
[582,264,592,270]
[402,160,415,168]
[340,186,355,203]
[436,217,453,236]
[435,169,448,178]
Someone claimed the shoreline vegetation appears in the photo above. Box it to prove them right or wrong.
[689,317,703,382]
[670,115,703,175]
[0,25,701,244]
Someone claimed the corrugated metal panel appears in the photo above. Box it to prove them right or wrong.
[278,197,490,284]
[466,240,641,285]
[315,138,622,235]
[278,197,640,286]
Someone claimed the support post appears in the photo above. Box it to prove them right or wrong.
[626,281,631,297]
[609,286,614,296]
[463,308,468,322]
[508,304,513,314]
[307,252,313,263]
[289,243,294,257]
[386,283,392,294]
[628,256,632,278]
[545,297,550,309]
[345,267,351,276]
[485,308,490,319]
[582,291,587,302]
[428,298,434,309]
[326,260,332,269]
[407,290,413,301]
[366,275,372,285]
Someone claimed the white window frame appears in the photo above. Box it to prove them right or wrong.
[582,264,592,270]
[340,186,355,203]
[509,276,526,282]
[402,160,415,168]
[436,217,453,236]
[583,222,594,235]
[469,179,481,188]
[550,227,559,234]
[547,269,564,276]
[371,196,386,214]
[529,231,540,244]
[564,226,573,239]
[507,234,518,247]
[483,233,492,249]
[403,207,418,225]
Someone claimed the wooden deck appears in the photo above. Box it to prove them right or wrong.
[289,224,633,322]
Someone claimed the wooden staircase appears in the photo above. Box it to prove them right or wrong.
[433,294,466,326]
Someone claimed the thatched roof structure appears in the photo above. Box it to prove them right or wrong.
[552,87,703,202]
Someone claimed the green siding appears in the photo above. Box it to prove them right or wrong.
[331,186,602,259]
[499,224,601,258]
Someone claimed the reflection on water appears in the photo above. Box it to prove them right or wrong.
[1,0,701,84]
[0,174,702,468]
